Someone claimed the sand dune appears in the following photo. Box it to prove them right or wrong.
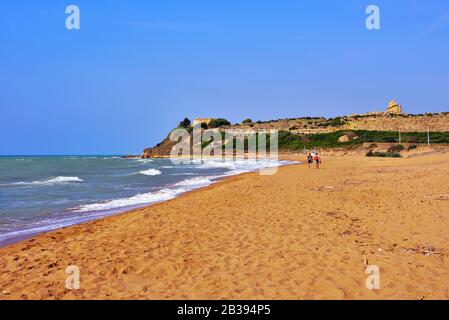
[1,151,449,300]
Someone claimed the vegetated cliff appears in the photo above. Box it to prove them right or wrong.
[141,112,449,158]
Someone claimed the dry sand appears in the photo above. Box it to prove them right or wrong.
[1,151,449,300]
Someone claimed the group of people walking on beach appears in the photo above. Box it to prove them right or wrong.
[307,152,322,169]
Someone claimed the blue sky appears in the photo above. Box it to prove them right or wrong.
[1,0,449,155]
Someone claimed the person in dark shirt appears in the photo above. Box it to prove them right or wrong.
[307,153,313,168]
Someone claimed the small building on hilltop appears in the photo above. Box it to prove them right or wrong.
[386,100,404,115]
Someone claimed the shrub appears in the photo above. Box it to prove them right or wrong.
[408,144,418,150]
[317,121,331,127]
[242,118,253,124]
[178,117,191,128]
[330,117,346,127]
[366,151,402,158]
[405,136,419,143]
[388,144,405,153]
[209,118,231,128]
[381,137,398,143]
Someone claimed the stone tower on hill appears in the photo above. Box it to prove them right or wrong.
[386,100,404,114]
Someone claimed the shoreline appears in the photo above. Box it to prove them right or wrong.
[2,151,449,299]
[0,158,298,248]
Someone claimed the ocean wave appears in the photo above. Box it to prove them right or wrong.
[173,176,216,187]
[13,176,84,186]
[172,172,196,176]
[138,169,162,176]
[73,188,179,212]
[135,159,153,163]
[195,159,289,171]
[73,176,217,213]
[197,160,238,169]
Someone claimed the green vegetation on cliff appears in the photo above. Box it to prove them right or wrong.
[192,130,449,152]
[143,115,449,157]
[276,130,449,150]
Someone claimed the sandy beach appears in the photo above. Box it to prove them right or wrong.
[1,151,449,300]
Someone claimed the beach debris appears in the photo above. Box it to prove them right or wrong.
[326,211,339,218]
[424,245,435,256]
[312,186,337,192]
[402,244,443,256]
[432,195,449,200]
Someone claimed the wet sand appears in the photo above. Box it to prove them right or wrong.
[1,152,449,300]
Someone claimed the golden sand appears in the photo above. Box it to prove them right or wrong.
[1,151,449,300]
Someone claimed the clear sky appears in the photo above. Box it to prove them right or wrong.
[1,0,449,155]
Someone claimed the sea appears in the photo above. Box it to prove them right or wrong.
[0,156,293,246]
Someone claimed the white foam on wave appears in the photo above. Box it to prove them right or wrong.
[73,188,179,212]
[73,175,217,213]
[13,176,84,186]
[197,160,238,169]
[195,158,291,173]
[138,169,162,176]
[71,159,295,214]
[173,176,216,187]
[135,159,153,163]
